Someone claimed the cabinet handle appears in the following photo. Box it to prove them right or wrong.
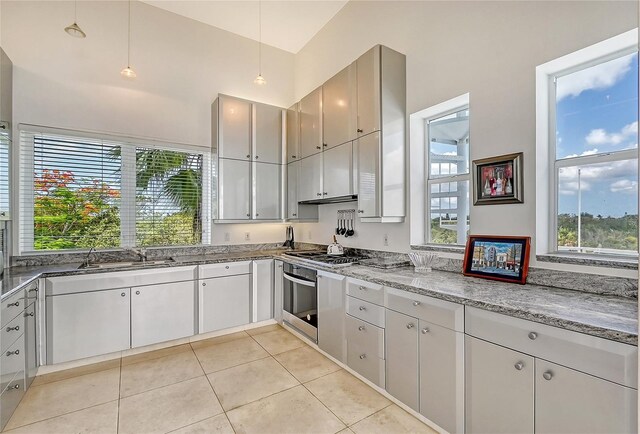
[406,323,415,329]
[323,143,327,147]
[316,146,321,150]
[514,362,524,371]
[358,210,364,214]
[225,266,230,269]
[358,306,366,311]
[412,301,420,307]
[6,325,19,332]
[255,156,259,160]
[7,301,19,308]
[323,192,328,195]
[292,155,297,159]
[247,213,251,217]
[0,211,6,217]
[121,292,126,297]
[6,349,19,356]
[135,290,140,295]
[359,286,366,291]
[543,371,553,381]
[11,384,19,390]
[316,193,322,197]
[292,213,297,217]
[246,154,251,158]
[359,354,366,359]
[357,129,363,133]
[256,213,259,217]
[358,325,365,331]
[24,312,34,317]
[202,282,206,286]
[528,332,538,340]
[421,327,429,334]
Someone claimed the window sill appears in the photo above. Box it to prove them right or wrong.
[411,244,466,254]
[536,253,638,270]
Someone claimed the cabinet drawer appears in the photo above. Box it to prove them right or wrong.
[1,290,25,328]
[385,287,463,332]
[466,306,638,388]
[345,314,385,359]
[346,296,385,328]
[199,261,251,279]
[1,314,23,353]
[0,371,25,431]
[1,334,24,392]
[346,278,384,305]
[347,341,386,388]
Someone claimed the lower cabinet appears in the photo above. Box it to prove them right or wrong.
[274,261,283,323]
[199,274,251,333]
[24,301,38,389]
[317,272,346,362]
[46,288,131,364]
[131,281,196,348]
[253,259,274,322]
[465,336,534,434]
[385,309,418,411]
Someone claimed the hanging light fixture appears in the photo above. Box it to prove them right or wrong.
[121,0,136,78]
[64,0,86,38]
[254,0,266,85]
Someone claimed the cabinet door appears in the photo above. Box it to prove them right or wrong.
[254,103,283,164]
[200,274,251,333]
[287,162,299,219]
[323,142,353,198]
[219,96,252,161]
[299,153,323,202]
[218,158,251,220]
[299,86,323,159]
[356,46,381,137]
[131,281,196,348]
[46,289,130,364]
[24,302,37,389]
[253,259,274,322]
[254,162,281,220]
[465,336,534,434]
[536,360,637,434]
[323,64,356,148]
[385,309,419,411]
[317,272,346,362]
[357,132,380,217]
[286,103,300,163]
[274,261,283,323]
[419,321,464,434]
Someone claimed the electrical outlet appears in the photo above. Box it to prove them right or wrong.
[308,230,312,240]
[244,232,250,241]
[224,232,230,242]
[383,234,389,246]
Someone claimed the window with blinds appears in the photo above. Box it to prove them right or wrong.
[19,127,210,252]
[0,127,9,218]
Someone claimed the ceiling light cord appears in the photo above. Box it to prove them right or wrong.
[254,0,266,85]
[127,0,131,68]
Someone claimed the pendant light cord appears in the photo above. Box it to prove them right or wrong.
[258,0,262,75]
[74,0,77,23]
[127,0,131,67]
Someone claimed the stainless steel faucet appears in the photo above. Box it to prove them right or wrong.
[130,248,147,263]
[83,247,96,268]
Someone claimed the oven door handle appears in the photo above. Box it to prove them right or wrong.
[283,273,316,287]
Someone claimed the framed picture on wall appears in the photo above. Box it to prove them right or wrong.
[472,152,523,205]
[462,235,531,284]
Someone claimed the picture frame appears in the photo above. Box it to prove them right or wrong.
[462,235,531,284]
[472,152,523,205]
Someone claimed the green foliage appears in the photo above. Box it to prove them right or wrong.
[430,217,461,244]
[557,213,638,252]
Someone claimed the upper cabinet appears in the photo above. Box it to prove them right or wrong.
[286,103,300,163]
[299,86,323,159]
[217,96,252,161]
[323,63,357,149]
[254,102,283,164]
[356,47,381,137]
[0,48,12,220]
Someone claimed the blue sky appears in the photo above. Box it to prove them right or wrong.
[556,52,638,217]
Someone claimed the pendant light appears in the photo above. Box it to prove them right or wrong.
[64,0,86,38]
[254,0,266,85]
[121,0,136,78]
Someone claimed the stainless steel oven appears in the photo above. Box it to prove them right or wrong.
[282,262,317,343]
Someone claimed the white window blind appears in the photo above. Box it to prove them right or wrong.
[20,126,210,253]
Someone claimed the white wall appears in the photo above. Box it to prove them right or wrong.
[1,0,295,249]
[294,0,638,275]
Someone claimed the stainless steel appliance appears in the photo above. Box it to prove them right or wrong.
[283,225,294,249]
[282,262,317,342]
[283,251,364,268]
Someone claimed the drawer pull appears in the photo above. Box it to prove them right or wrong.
[225,266,230,269]
[358,325,365,331]
[11,384,19,390]
[528,332,538,340]
[543,371,553,381]
[6,325,19,332]
[359,354,366,359]
[412,301,421,307]
[121,292,126,297]
[514,362,524,371]
[24,312,34,317]
[406,323,415,329]
[6,349,19,356]
[359,286,366,291]
[7,301,19,308]
[359,306,366,311]
[421,327,429,334]
[135,290,141,295]
[202,282,207,286]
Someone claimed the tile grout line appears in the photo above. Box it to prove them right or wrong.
[116,356,123,434]
[27,361,121,389]
[347,402,395,428]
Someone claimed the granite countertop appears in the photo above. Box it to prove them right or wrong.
[2,250,637,346]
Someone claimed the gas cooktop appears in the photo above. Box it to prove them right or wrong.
[282,251,366,268]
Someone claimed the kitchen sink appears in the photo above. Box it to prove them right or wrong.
[79,259,176,270]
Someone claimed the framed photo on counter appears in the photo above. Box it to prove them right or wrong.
[472,152,523,205]
[463,235,531,284]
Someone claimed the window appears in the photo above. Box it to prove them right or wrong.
[0,124,9,217]
[552,50,638,256]
[426,107,470,245]
[19,127,210,252]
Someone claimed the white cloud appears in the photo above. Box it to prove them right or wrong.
[558,159,637,195]
[556,54,633,101]
[610,179,638,193]
[565,148,599,158]
[585,121,638,146]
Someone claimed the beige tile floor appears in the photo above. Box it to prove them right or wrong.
[4,325,438,434]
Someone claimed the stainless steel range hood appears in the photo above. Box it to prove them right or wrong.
[298,195,357,205]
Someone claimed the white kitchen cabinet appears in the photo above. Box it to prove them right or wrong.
[323,63,356,149]
[131,281,196,348]
[385,309,418,411]
[322,142,354,199]
[46,288,131,364]
[356,47,380,137]
[286,103,300,163]
[274,261,283,323]
[0,48,11,220]
[419,320,464,434]
[357,132,379,217]
[535,360,637,434]
[24,300,37,389]
[299,86,323,159]
[298,153,323,202]
[254,102,283,164]
[287,161,319,220]
[317,271,346,363]
[200,274,251,333]
[217,95,252,161]
[465,335,534,434]
[254,162,281,220]
[218,158,251,220]
[253,259,274,322]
